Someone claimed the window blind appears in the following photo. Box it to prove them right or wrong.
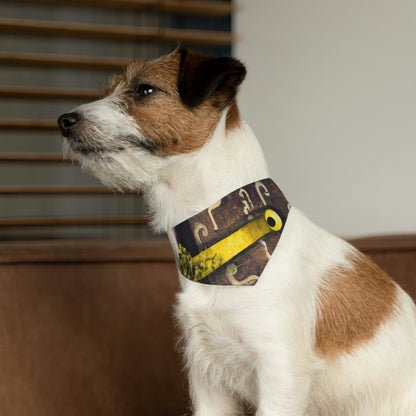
[0,0,234,240]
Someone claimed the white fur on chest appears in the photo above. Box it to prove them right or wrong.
[175,208,339,406]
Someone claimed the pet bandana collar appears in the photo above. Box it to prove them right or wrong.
[168,178,290,286]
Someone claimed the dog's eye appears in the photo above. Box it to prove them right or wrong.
[134,84,156,98]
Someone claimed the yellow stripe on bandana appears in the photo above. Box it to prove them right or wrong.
[179,209,282,281]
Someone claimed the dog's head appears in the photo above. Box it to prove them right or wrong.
[58,47,246,191]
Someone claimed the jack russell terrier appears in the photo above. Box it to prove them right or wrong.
[58,48,416,415]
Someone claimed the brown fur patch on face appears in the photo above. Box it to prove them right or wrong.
[315,251,398,358]
[108,50,235,156]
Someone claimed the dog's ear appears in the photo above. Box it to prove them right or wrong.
[178,48,246,108]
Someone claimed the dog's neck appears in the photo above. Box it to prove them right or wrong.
[145,112,270,233]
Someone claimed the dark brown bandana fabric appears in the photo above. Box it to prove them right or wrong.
[168,179,290,286]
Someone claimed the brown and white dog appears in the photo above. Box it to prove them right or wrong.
[58,48,416,415]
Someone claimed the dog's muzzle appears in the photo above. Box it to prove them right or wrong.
[57,112,80,137]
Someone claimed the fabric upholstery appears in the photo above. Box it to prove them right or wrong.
[0,236,414,415]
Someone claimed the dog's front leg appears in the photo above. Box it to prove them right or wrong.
[254,349,312,416]
[189,368,241,416]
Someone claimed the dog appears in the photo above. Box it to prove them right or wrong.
[58,47,416,415]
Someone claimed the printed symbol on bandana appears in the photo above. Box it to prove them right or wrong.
[255,181,270,206]
[239,188,254,215]
[178,209,282,282]
[226,263,259,286]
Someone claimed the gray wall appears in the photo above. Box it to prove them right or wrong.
[235,0,416,238]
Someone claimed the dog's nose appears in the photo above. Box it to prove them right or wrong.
[57,112,80,136]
